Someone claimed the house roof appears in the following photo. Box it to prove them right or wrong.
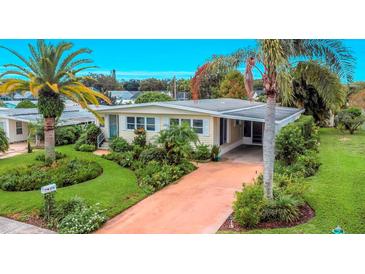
[95,98,304,124]
[0,106,96,126]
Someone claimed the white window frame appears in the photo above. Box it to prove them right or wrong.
[126,116,156,132]
[16,121,23,135]
[169,118,204,135]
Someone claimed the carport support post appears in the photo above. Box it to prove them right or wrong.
[262,94,275,199]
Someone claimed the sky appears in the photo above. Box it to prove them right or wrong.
[0,39,364,81]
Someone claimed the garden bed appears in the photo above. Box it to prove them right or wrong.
[219,203,315,232]
[0,158,103,192]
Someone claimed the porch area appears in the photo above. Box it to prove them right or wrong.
[222,145,263,164]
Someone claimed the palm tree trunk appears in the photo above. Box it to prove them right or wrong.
[263,94,276,199]
[44,117,56,162]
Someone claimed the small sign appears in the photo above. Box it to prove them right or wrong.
[41,183,57,194]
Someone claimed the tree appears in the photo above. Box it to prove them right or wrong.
[139,78,166,91]
[0,128,9,153]
[0,40,110,162]
[86,73,122,93]
[219,70,247,99]
[16,99,37,108]
[123,79,140,91]
[349,89,365,109]
[194,40,354,199]
[135,91,172,104]
[335,107,365,134]
[290,61,347,125]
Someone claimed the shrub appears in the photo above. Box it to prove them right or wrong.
[0,128,9,153]
[211,145,220,161]
[58,203,107,234]
[55,125,82,146]
[0,159,102,191]
[157,124,199,164]
[233,184,266,228]
[135,160,194,192]
[261,194,301,223]
[35,151,66,162]
[133,128,147,147]
[192,144,211,161]
[75,124,101,150]
[109,137,130,153]
[132,145,144,159]
[139,146,167,164]
[275,124,305,165]
[103,151,135,168]
[52,196,86,223]
[78,144,96,152]
[15,99,36,108]
[335,107,365,134]
[289,150,321,177]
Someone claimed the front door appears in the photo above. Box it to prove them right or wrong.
[219,118,227,145]
[252,122,263,144]
[109,115,119,138]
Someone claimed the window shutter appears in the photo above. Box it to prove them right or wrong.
[155,117,160,132]
[120,115,127,130]
[203,119,209,137]
[162,117,169,129]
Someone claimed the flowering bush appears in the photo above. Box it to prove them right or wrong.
[58,202,107,234]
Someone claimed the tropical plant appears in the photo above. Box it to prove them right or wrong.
[193,39,354,199]
[135,91,172,103]
[156,123,199,164]
[0,128,9,153]
[15,99,37,108]
[0,40,111,162]
[335,107,365,134]
[290,61,347,124]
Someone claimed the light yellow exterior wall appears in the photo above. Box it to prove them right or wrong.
[7,119,29,143]
[97,105,215,146]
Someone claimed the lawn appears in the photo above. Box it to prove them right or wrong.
[0,145,147,222]
[224,128,365,234]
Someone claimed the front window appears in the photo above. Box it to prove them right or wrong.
[146,117,155,131]
[170,118,179,126]
[16,121,23,135]
[127,117,135,130]
[136,117,145,129]
[181,119,191,126]
[192,119,203,134]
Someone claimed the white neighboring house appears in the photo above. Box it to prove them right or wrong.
[0,106,96,143]
[94,98,304,155]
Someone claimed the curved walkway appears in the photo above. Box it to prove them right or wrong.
[97,160,263,234]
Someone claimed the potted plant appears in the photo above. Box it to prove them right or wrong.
[211,145,221,161]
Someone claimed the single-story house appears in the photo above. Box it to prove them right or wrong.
[109,90,141,105]
[0,106,96,143]
[95,98,304,155]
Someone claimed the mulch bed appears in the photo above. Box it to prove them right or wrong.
[219,203,315,232]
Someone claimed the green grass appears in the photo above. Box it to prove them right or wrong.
[224,128,365,234]
[0,145,147,221]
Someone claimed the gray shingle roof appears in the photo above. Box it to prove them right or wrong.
[0,106,96,126]
[224,106,302,122]
[163,98,264,112]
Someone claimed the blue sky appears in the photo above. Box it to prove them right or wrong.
[0,39,364,81]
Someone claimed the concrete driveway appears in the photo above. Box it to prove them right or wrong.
[0,142,28,159]
[97,160,263,234]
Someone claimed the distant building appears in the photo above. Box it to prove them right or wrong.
[0,106,96,143]
[109,90,141,104]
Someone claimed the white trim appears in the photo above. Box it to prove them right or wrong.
[220,139,244,155]
[276,109,305,124]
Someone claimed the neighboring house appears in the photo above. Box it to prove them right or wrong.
[95,98,304,155]
[110,90,141,104]
[0,106,96,143]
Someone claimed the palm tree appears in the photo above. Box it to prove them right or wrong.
[193,39,354,199]
[0,40,111,162]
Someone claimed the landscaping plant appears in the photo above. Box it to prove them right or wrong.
[109,136,130,153]
[0,128,9,153]
[133,128,147,147]
[335,107,365,134]
[192,144,211,161]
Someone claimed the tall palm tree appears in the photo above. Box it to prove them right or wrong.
[193,39,354,199]
[0,40,111,162]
